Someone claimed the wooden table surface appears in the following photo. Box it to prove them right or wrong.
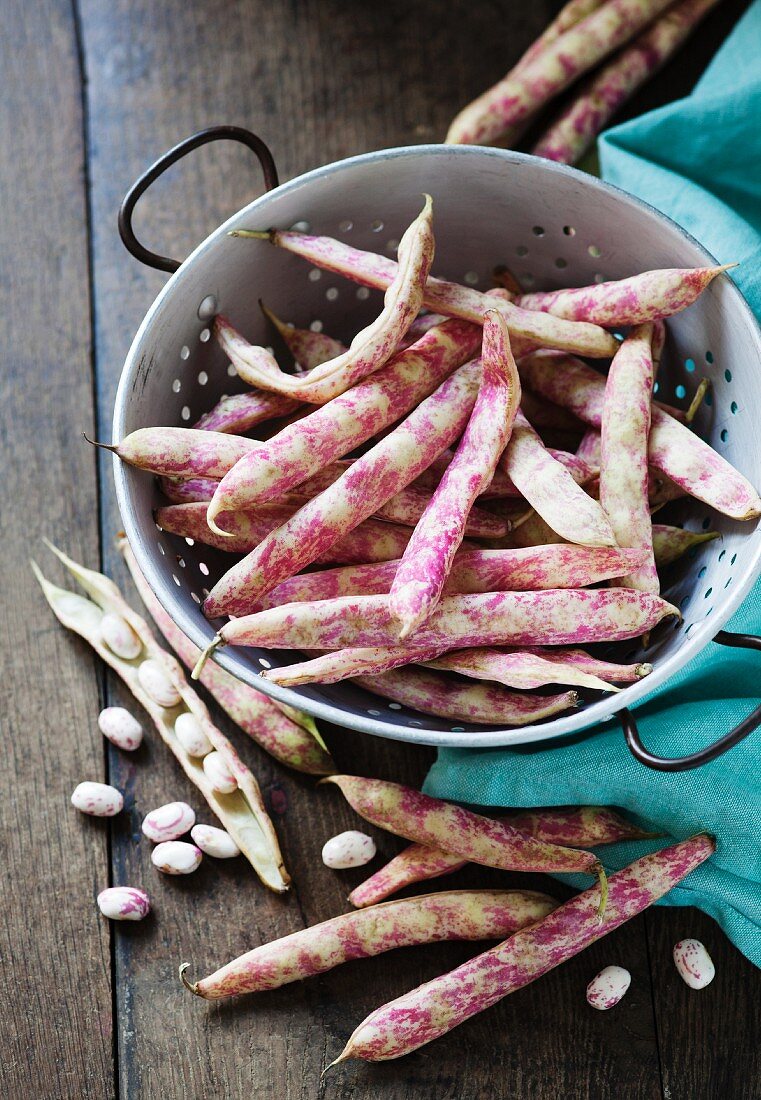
[3,0,759,1096]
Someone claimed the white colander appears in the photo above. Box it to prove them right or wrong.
[113,129,761,768]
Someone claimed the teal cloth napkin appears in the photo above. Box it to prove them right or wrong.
[425,2,761,966]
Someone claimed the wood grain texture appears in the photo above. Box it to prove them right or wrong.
[2,0,746,1096]
[0,1,114,1096]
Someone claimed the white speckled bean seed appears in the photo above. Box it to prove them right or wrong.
[97,886,151,921]
[151,840,202,875]
[321,830,377,869]
[137,659,182,707]
[98,706,144,751]
[142,801,196,843]
[586,965,631,1010]
[100,612,143,660]
[71,781,124,817]
[191,823,241,859]
[174,712,213,757]
[202,751,238,794]
[673,939,715,989]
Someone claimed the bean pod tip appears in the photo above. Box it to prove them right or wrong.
[179,961,201,996]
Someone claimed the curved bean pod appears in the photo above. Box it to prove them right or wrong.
[119,539,334,775]
[33,544,289,892]
[349,806,657,907]
[513,0,605,73]
[532,0,723,165]
[652,524,719,566]
[205,588,679,654]
[321,777,605,897]
[446,0,675,147]
[157,502,415,566]
[600,323,659,592]
[180,889,558,999]
[102,426,257,479]
[218,197,434,402]
[206,319,481,519]
[389,311,521,637]
[231,228,619,357]
[333,834,715,1063]
[517,265,729,326]
[519,352,761,520]
[425,648,620,692]
[203,360,483,617]
[260,302,348,369]
[501,409,615,547]
[194,391,301,434]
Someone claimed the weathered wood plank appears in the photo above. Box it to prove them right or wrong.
[0,1,113,1095]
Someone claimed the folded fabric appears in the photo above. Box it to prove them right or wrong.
[425,0,761,966]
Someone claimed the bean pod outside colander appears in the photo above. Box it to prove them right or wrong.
[114,127,761,769]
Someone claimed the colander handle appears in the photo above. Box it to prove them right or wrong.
[620,630,761,771]
[118,126,279,274]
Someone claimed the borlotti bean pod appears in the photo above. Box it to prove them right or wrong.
[113,129,761,768]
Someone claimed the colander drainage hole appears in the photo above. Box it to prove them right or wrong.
[367,709,381,717]
[388,702,402,710]
[675,384,686,399]
[408,719,423,727]
[172,574,181,587]
[516,245,528,257]
[562,226,575,237]
[258,657,272,669]
[386,238,399,253]
[325,288,339,301]
[157,542,165,555]
[532,226,545,237]
[172,379,181,393]
[731,401,738,414]
[191,592,201,604]
[199,328,211,343]
[371,220,384,232]
[594,273,605,284]
[721,429,729,443]
[177,557,186,568]
[180,345,190,361]
[181,406,190,421]
[227,363,237,376]
[309,320,323,332]
[464,271,479,285]
[356,287,370,300]
[450,726,465,733]
[725,577,733,588]
[706,351,714,363]
[199,562,210,576]
[554,258,567,269]
[718,549,726,561]
[725,369,732,382]
[308,268,321,281]
[290,220,310,232]
[704,587,712,598]
[198,295,217,321]
[588,244,601,258]
[198,371,208,385]
[338,219,353,233]
[731,553,737,564]
[698,566,707,578]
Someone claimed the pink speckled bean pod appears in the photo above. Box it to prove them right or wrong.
[156,502,415,565]
[389,311,521,638]
[532,0,723,165]
[349,806,656,908]
[232,228,619,357]
[206,319,481,521]
[573,432,685,509]
[332,834,715,1063]
[203,360,484,617]
[354,669,577,725]
[260,302,348,369]
[321,777,606,904]
[250,545,650,613]
[523,646,653,682]
[414,446,596,499]
[160,475,220,504]
[517,264,730,325]
[600,323,659,592]
[194,391,301,434]
[179,888,558,999]
[102,426,257,478]
[206,588,678,655]
[514,0,605,72]
[652,524,719,566]
[501,409,615,547]
[119,539,334,776]
[218,197,434,403]
[426,648,621,692]
[519,352,761,520]
[446,0,675,147]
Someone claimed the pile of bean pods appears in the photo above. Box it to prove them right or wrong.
[447,0,725,164]
[102,196,759,726]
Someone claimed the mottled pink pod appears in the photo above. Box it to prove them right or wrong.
[120,539,335,776]
[212,588,678,652]
[532,0,723,165]
[446,0,675,146]
[673,938,715,989]
[260,302,348,369]
[252,544,649,614]
[518,647,653,683]
[107,426,257,479]
[426,648,620,693]
[333,834,715,1063]
[234,228,619,357]
[203,360,483,617]
[159,475,219,504]
[519,352,761,520]
[194,390,301,434]
[321,778,605,904]
[349,806,656,908]
[600,323,659,592]
[501,409,615,547]
[205,319,481,521]
[389,312,521,637]
[181,889,558,999]
[156,502,413,566]
[586,965,632,1009]
[652,525,719,567]
[513,0,604,73]
[218,198,435,402]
